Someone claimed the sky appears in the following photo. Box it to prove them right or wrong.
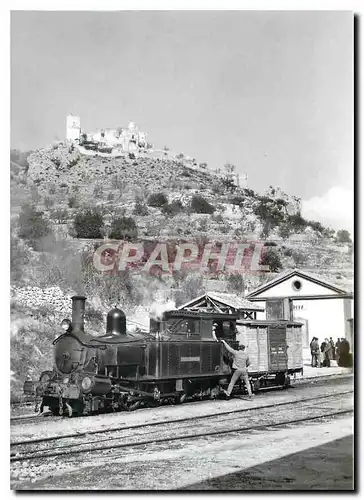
[11,11,353,232]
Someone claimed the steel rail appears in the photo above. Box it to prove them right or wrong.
[10,408,353,463]
[11,394,353,456]
[11,390,353,447]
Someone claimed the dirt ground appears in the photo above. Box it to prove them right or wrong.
[183,435,354,490]
[14,414,353,490]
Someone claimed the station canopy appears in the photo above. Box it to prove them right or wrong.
[177,292,265,316]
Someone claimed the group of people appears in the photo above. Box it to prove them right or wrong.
[310,337,351,368]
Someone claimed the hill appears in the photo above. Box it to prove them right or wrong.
[10,142,353,400]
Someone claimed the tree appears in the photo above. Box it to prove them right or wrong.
[336,229,352,244]
[109,216,138,241]
[259,248,282,272]
[17,203,52,247]
[74,209,103,239]
[254,197,285,236]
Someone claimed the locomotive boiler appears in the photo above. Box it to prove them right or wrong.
[24,295,303,416]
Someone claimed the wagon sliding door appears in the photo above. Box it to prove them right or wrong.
[268,325,288,371]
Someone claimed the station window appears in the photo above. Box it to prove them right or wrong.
[292,280,302,291]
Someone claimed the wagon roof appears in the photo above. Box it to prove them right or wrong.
[163,309,239,320]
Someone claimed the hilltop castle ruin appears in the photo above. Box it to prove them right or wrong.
[66,115,150,153]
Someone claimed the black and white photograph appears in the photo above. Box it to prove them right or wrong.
[9,7,355,491]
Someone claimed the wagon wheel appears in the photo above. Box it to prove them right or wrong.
[150,387,161,407]
[275,373,286,387]
[210,386,220,400]
[252,379,260,392]
[123,400,141,412]
[174,392,186,405]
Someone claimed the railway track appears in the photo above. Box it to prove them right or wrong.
[11,391,353,464]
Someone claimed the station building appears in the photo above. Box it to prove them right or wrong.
[246,269,354,360]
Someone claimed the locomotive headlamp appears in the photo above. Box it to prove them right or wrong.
[61,319,72,332]
[63,377,70,384]
[81,376,93,392]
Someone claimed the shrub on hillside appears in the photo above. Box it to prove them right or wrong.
[133,200,149,216]
[282,247,293,257]
[109,216,138,241]
[51,208,69,224]
[199,162,207,169]
[259,248,282,272]
[17,203,52,248]
[74,209,103,239]
[306,220,326,234]
[68,196,78,208]
[162,200,183,216]
[336,229,352,244]
[291,249,307,266]
[222,177,237,192]
[286,213,307,232]
[52,158,61,168]
[67,157,79,168]
[190,195,215,214]
[230,196,245,206]
[278,224,292,240]
[243,188,257,198]
[227,273,245,294]
[148,192,168,207]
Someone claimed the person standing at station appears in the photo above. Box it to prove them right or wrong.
[218,338,254,400]
[310,337,320,368]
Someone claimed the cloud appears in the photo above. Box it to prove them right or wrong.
[302,186,353,233]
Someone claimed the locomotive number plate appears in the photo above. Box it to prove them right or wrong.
[180,356,200,362]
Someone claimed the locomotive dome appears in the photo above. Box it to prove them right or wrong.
[106,308,127,336]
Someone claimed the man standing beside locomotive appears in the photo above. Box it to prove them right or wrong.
[212,330,254,399]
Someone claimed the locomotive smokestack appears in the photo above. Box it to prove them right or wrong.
[71,295,86,332]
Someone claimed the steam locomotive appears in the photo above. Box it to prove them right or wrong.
[24,295,303,417]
